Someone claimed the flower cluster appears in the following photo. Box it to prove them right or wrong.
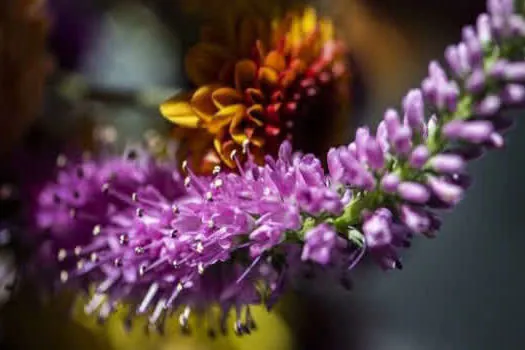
[160,7,350,174]
[35,143,360,335]
[26,0,525,338]
[29,147,187,283]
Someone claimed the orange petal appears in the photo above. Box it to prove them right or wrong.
[250,135,266,147]
[212,87,243,109]
[281,69,298,88]
[235,59,257,92]
[251,127,270,147]
[229,109,250,145]
[258,67,279,90]
[320,18,334,43]
[191,85,220,122]
[271,16,292,49]
[288,16,303,50]
[185,43,232,86]
[264,50,286,72]
[302,7,318,35]
[290,58,307,73]
[207,115,232,135]
[160,94,200,128]
[195,149,221,175]
[214,137,236,168]
[207,104,244,134]
[246,88,265,105]
[255,40,266,62]
[246,105,265,126]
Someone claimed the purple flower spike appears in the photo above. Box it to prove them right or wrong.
[489,59,508,79]
[475,94,502,116]
[381,173,401,193]
[392,126,413,155]
[445,81,461,111]
[466,69,486,93]
[477,13,492,44]
[443,120,494,143]
[250,224,283,257]
[297,187,343,216]
[336,147,376,190]
[462,26,483,66]
[301,224,337,265]
[376,120,390,152]
[32,149,185,258]
[397,182,430,204]
[509,14,525,36]
[445,45,465,76]
[363,209,393,248]
[400,205,432,234]
[487,132,505,148]
[427,176,464,205]
[21,0,525,336]
[365,138,385,170]
[429,154,466,174]
[488,0,514,19]
[355,127,371,163]
[409,145,430,169]
[504,62,525,81]
[384,109,402,137]
[327,147,344,182]
[403,89,425,132]
[502,83,525,104]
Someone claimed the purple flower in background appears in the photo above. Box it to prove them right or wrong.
[28,146,186,283]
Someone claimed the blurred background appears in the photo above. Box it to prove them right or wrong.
[2,0,525,349]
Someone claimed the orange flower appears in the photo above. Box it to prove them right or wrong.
[161,7,350,174]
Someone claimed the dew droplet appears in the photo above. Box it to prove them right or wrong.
[57,249,67,261]
[196,242,204,254]
[119,234,129,245]
[92,225,101,236]
[56,154,67,168]
[101,183,110,194]
[60,271,69,283]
